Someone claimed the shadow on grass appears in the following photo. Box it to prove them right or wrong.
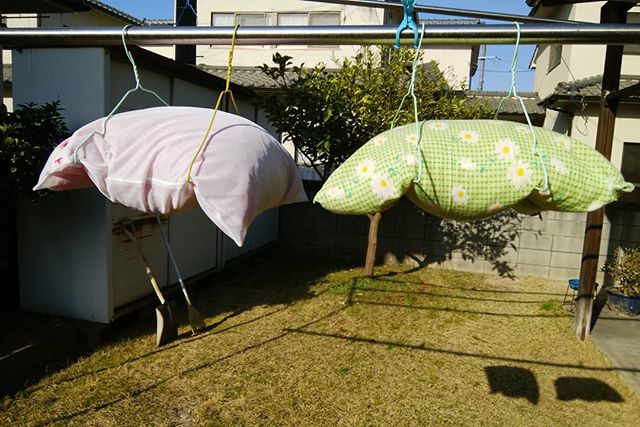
[485,366,540,404]
[377,277,567,297]
[353,286,563,305]
[555,377,624,402]
[284,327,640,374]
[32,305,349,427]
[350,299,571,318]
[4,250,358,396]
[28,276,636,425]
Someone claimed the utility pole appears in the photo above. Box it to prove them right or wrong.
[477,44,487,91]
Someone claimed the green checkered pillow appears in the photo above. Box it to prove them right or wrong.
[314,120,633,219]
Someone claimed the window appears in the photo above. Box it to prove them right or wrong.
[309,12,341,26]
[622,143,640,186]
[276,11,341,26]
[278,13,306,26]
[547,45,562,73]
[210,13,266,27]
[625,13,640,54]
[621,142,640,203]
[211,13,234,27]
[236,13,266,26]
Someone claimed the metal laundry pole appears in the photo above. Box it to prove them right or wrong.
[0,24,639,48]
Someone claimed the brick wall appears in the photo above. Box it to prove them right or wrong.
[279,181,640,281]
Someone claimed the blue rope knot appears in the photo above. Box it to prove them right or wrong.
[395,0,420,49]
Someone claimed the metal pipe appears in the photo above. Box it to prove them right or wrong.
[0,24,637,48]
[304,0,585,25]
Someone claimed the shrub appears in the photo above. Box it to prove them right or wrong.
[0,101,68,196]
[603,247,640,297]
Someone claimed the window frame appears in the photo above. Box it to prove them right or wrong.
[620,142,640,204]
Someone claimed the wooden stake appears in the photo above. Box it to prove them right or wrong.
[364,212,382,277]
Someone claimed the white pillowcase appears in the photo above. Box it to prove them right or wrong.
[34,106,307,246]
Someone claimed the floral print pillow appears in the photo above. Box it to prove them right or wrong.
[314,120,633,219]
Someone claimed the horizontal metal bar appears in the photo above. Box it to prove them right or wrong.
[307,0,585,25]
[1,24,639,48]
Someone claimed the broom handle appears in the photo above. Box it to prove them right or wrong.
[122,226,166,305]
[154,216,193,306]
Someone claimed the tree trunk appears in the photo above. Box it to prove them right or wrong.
[364,212,382,278]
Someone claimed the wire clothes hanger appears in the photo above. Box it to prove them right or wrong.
[185,24,241,184]
[494,21,550,194]
[176,0,197,26]
[72,24,169,164]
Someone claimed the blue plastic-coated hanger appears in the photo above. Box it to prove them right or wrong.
[395,0,420,49]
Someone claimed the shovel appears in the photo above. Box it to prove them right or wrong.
[122,224,178,346]
[155,216,206,335]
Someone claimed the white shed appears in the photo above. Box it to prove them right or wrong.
[14,46,280,323]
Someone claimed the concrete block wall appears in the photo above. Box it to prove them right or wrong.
[279,181,640,281]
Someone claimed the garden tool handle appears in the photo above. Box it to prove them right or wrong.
[122,225,166,305]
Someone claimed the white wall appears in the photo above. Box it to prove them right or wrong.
[14,47,282,322]
[533,2,640,98]
[194,0,473,86]
[12,48,108,131]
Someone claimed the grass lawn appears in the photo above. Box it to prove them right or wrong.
[2,251,639,426]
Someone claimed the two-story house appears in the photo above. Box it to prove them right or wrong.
[526,0,640,279]
[192,0,481,89]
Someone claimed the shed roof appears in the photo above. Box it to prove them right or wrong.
[0,0,142,25]
[541,75,640,109]
[466,91,545,115]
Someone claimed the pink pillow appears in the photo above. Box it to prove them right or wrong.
[34,106,307,246]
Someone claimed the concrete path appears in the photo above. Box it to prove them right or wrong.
[591,306,640,397]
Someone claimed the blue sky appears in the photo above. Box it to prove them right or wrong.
[102,0,535,91]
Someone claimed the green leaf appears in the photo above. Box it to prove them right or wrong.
[323,108,332,123]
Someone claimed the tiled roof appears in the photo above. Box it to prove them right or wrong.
[542,75,640,107]
[144,17,482,27]
[197,65,299,90]
[198,65,544,116]
[554,75,640,97]
[142,19,175,26]
[466,91,545,115]
[420,18,480,25]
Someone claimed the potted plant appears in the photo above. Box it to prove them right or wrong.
[602,247,640,316]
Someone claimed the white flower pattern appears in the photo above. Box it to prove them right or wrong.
[428,121,448,131]
[356,159,375,179]
[495,138,518,161]
[459,158,477,171]
[405,134,419,145]
[371,174,397,200]
[550,157,568,175]
[487,202,503,213]
[555,135,572,151]
[372,136,386,146]
[459,130,480,143]
[327,187,345,200]
[451,185,469,205]
[405,154,418,165]
[508,161,533,189]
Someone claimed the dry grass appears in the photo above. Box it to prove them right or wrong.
[2,252,639,426]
